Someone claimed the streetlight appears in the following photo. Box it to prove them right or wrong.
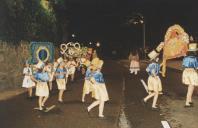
[128,13,146,58]
[72,34,76,38]
[96,42,100,47]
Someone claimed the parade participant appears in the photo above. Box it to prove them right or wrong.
[79,56,88,75]
[129,51,140,75]
[22,61,35,99]
[182,43,198,107]
[142,57,162,110]
[87,60,109,118]
[49,57,64,85]
[55,61,67,103]
[44,62,53,91]
[63,58,69,84]
[67,57,77,82]
[32,61,50,111]
[81,65,93,102]
[82,57,103,102]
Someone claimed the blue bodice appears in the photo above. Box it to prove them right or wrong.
[34,72,49,82]
[182,56,198,69]
[92,71,105,84]
[146,62,160,76]
[85,68,92,80]
[56,68,66,79]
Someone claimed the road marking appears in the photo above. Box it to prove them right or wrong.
[118,77,132,128]
[140,79,149,93]
[161,121,171,128]
[119,108,132,128]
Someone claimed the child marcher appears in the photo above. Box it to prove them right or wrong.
[67,57,77,82]
[142,57,162,111]
[44,62,53,91]
[182,43,198,107]
[82,66,93,102]
[55,61,67,103]
[87,59,109,118]
[129,51,140,75]
[22,61,35,99]
[32,61,50,111]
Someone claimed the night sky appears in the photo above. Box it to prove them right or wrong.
[64,0,198,56]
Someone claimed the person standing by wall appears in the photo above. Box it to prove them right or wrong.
[22,61,35,99]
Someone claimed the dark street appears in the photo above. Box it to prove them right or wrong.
[0,60,197,128]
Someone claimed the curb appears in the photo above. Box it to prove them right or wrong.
[0,88,26,101]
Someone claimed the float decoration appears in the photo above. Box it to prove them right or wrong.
[60,42,91,58]
[148,24,189,77]
[162,24,189,77]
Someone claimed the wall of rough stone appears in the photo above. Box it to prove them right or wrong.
[0,41,30,90]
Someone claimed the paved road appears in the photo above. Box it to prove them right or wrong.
[1,60,198,128]
[120,61,198,128]
[0,60,124,128]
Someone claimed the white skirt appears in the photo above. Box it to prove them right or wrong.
[148,76,162,92]
[182,68,198,86]
[22,76,35,88]
[83,80,93,95]
[68,67,76,75]
[130,60,140,69]
[36,82,49,97]
[92,83,109,102]
[56,79,66,90]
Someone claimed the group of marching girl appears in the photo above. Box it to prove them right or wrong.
[22,55,109,118]
[22,57,78,111]
[140,43,198,110]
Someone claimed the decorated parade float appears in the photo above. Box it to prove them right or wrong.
[60,42,95,74]
[148,24,190,77]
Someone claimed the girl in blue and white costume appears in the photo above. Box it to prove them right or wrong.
[32,62,50,111]
[82,67,93,102]
[142,57,162,110]
[55,61,67,103]
[87,64,109,118]
[22,61,35,99]
[182,43,198,107]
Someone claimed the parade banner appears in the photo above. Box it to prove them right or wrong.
[30,42,54,64]
[148,24,189,77]
[163,24,189,59]
[161,24,189,77]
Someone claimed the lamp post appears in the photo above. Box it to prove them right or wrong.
[140,20,146,51]
[128,13,146,59]
[71,34,76,42]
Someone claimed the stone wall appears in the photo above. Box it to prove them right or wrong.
[0,41,30,90]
